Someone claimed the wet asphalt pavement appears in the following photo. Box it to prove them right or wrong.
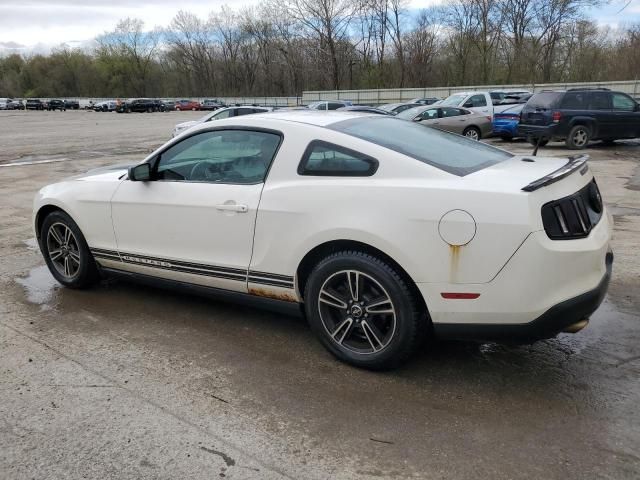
[1,111,639,479]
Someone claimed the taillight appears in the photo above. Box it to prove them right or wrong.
[552,111,562,123]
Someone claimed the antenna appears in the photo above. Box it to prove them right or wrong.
[532,135,544,156]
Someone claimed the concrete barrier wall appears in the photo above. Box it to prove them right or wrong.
[302,80,640,105]
[11,96,302,109]
[10,80,640,109]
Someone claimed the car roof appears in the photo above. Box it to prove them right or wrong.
[253,110,378,126]
[186,110,379,133]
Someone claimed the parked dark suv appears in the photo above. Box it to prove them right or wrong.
[518,88,640,149]
[47,99,66,111]
[64,99,80,110]
[26,99,45,110]
[116,99,164,113]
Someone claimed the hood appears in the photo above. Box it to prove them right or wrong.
[175,121,199,132]
[66,163,132,181]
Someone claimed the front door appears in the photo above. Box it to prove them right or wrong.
[611,92,640,138]
[464,94,491,118]
[110,128,282,292]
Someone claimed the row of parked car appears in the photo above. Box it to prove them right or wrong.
[306,88,640,149]
[0,98,81,110]
[89,98,227,113]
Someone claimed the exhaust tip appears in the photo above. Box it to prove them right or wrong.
[563,318,589,334]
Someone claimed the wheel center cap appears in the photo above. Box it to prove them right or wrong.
[350,305,363,318]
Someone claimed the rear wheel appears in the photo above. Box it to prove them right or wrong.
[462,126,481,141]
[500,135,513,142]
[40,211,100,289]
[304,251,426,370]
[566,125,590,149]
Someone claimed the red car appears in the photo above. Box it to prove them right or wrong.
[175,99,201,111]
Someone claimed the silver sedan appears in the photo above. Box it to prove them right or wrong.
[397,106,493,140]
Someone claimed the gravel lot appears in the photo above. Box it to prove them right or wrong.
[1,110,639,479]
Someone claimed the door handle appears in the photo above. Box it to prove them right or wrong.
[216,203,248,213]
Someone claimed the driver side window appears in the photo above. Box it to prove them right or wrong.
[155,130,281,184]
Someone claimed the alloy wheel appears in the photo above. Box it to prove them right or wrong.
[46,222,81,279]
[317,270,397,354]
[464,129,480,140]
[573,128,588,147]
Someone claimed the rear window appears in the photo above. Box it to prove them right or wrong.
[527,92,563,109]
[329,117,512,176]
[560,92,589,109]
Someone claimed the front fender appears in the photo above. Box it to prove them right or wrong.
[33,176,122,251]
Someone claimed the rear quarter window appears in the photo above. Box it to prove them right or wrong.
[298,140,378,177]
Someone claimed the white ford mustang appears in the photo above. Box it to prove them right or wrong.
[34,111,613,369]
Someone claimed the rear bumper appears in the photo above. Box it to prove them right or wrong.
[518,124,559,138]
[433,251,612,343]
[418,208,613,343]
[492,121,519,137]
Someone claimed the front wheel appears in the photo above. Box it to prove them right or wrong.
[40,211,100,289]
[463,126,481,141]
[304,251,426,370]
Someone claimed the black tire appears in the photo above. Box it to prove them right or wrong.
[304,250,426,370]
[566,124,590,150]
[462,126,481,140]
[500,135,513,142]
[528,136,549,147]
[40,210,100,289]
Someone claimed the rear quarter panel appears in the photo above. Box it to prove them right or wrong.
[250,121,533,289]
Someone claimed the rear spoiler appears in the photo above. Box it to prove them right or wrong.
[521,155,589,192]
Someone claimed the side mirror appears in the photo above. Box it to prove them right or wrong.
[412,116,421,122]
[463,101,473,108]
[128,163,151,181]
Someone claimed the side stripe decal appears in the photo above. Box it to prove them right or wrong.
[90,248,294,289]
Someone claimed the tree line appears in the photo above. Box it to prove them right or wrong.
[0,0,639,99]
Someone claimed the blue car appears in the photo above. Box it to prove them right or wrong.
[492,104,524,141]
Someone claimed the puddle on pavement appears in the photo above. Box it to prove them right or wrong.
[23,237,39,251]
[15,265,59,310]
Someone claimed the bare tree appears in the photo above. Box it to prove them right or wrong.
[166,11,218,95]
[281,0,360,89]
[97,18,161,96]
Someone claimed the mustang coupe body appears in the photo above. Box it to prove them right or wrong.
[34,111,612,369]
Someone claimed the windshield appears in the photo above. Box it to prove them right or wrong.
[330,117,512,176]
[439,94,467,106]
[379,104,400,111]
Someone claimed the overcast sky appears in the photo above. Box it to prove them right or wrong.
[0,0,639,53]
